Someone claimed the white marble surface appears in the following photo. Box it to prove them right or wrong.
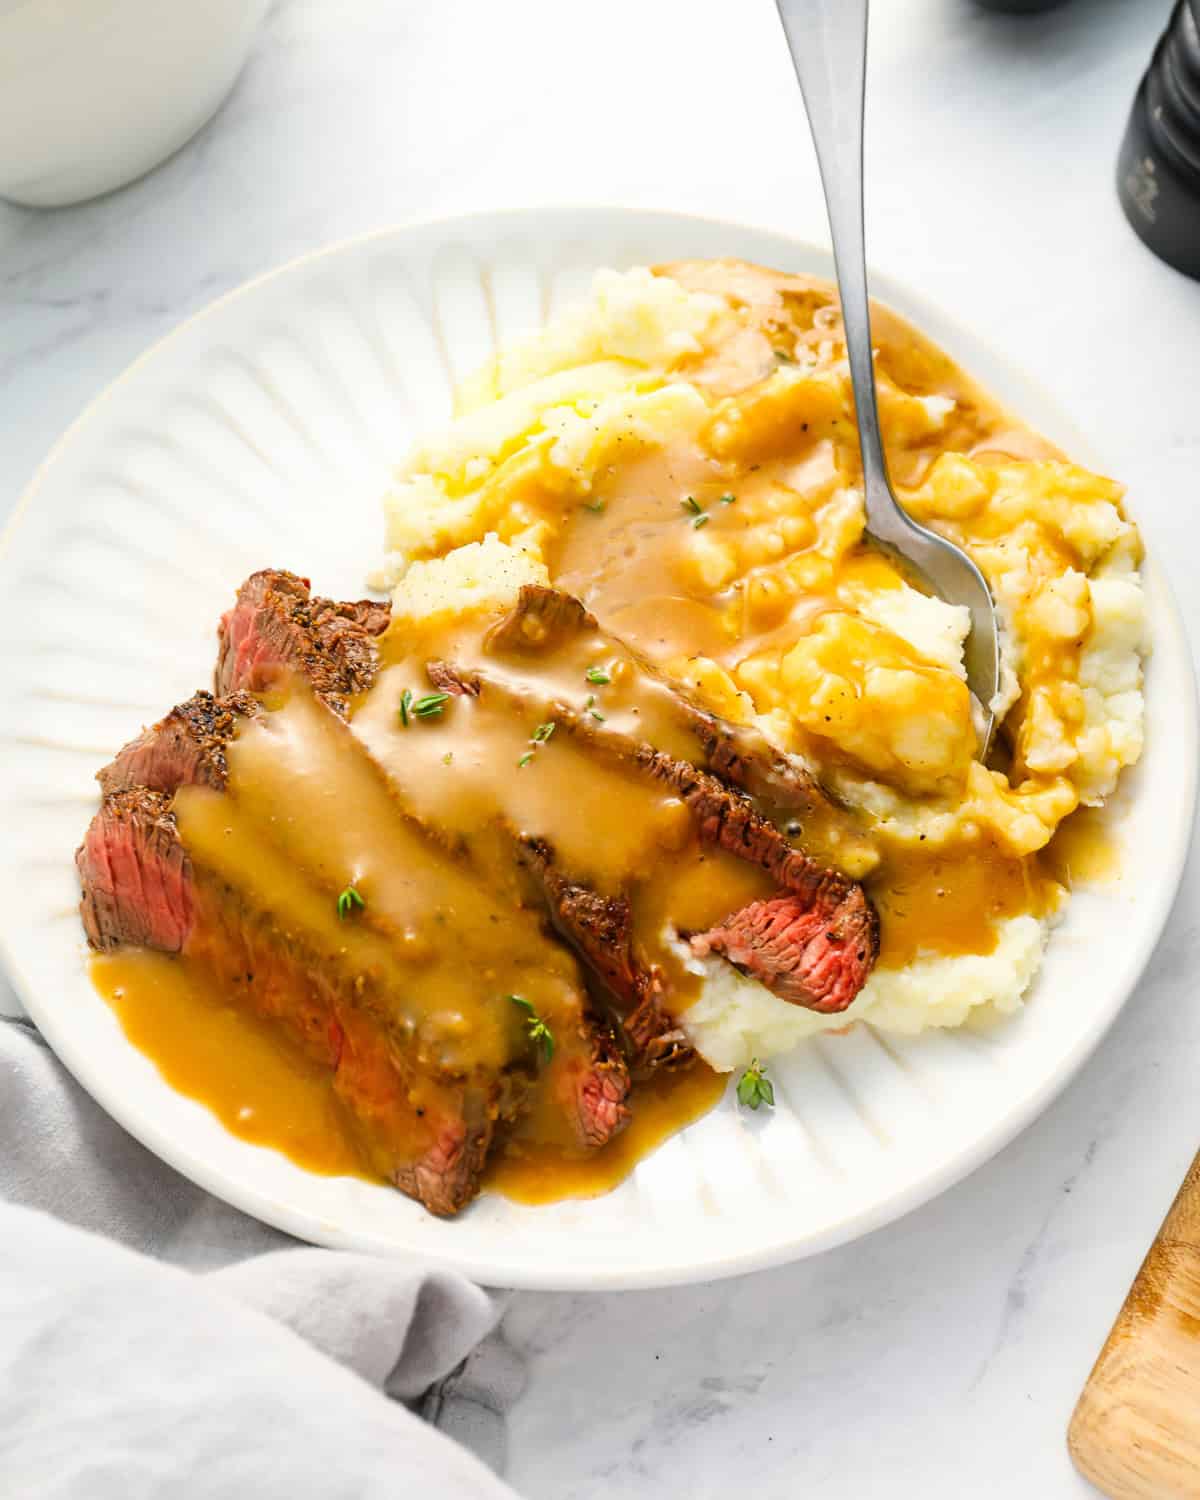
[1,0,1197,1494]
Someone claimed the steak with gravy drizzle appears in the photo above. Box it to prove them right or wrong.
[77,783,502,1215]
[216,569,390,714]
[440,585,880,1014]
[85,669,631,1210]
[77,569,880,1216]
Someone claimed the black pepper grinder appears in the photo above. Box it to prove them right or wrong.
[1117,0,1200,280]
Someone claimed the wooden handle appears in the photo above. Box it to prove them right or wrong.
[1070,1150,1200,1498]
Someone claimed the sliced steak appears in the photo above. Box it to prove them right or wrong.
[485,585,593,657]
[622,749,878,1011]
[430,654,880,1013]
[690,891,874,1014]
[484,585,876,865]
[622,983,693,1073]
[213,576,634,1139]
[516,835,688,1076]
[517,836,641,1005]
[216,569,390,716]
[90,675,631,1172]
[77,784,507,1216]
[98,690,259,797]
[78,788,192,953]
[563,1020,633,1148]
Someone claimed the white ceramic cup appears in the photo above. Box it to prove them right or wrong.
[0,0,271,208]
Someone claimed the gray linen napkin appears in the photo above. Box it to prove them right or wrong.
[0,1015,524,1498]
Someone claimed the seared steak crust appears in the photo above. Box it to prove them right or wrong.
[484,585,594,656]
[622,986,693,1073]
[436,648,880,1013]
[98,690,259,797]
[216,569,390,716]
[518,837,641,1004]
[516,835,682,1079]
[486,585,860,842]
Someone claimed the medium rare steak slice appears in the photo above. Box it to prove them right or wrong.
[91,673,631,1160]
[567,1022,634,1148]
[484,585,877,869]
[690,892,874,1014]
[428,656,879,1013]
[214,573,638,1126]
[517,836,641,1004]
[79,789,192,953]
[607,748,878,1012]
[516,835,692,1074]
[98,691,260,796]
[77,785,506,1216]
[216,569,390,716]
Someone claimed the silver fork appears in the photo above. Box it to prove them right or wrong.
[774,0,1000,752]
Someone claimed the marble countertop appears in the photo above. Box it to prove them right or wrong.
[2,1,1197,1494]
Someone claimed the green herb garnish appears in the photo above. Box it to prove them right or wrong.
[585,665,611,686]
[517,751,534,768]
[718,493,736,505]
[508,995,554,1062]
[585,694,606,723]
[584,499,606,514]
[530,721,556,744]
[336,886,365,921]
[736,1059,775,1111]
[692,513,710,529]
[397,688,413,727]
[681,496,703,516]
[412,691,450,720]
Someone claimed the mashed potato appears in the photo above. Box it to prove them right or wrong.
[375,261,1147,1070]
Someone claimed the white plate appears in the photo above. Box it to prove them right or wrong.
[0,207,1194,1291]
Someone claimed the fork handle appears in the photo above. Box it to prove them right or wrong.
[773,0,895,539]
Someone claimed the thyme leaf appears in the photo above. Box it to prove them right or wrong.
[508,994,555,1062]
[736,1059,775,1111]
[413,691,450,719]
[336,886,365,921]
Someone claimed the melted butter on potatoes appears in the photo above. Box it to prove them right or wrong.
[375,259,1147,1054]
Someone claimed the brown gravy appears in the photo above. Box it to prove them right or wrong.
[1041,805,1122,888]
[870,842,1057,970]
[175,690,584,1079]
[94,948,373,1179]
[94,947,727,1201]
[487,1062,727,1204]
